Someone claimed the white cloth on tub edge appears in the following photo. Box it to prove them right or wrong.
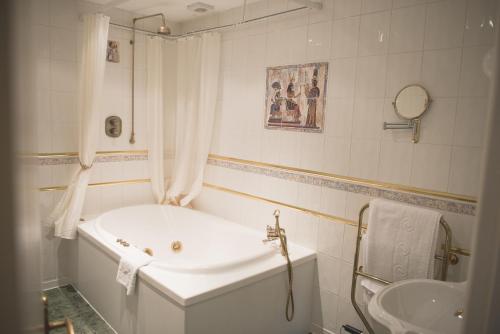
[116,248,153,296]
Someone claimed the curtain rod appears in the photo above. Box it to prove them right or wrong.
[109,6,310,39]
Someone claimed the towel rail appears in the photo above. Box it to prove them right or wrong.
[350,203,453,334]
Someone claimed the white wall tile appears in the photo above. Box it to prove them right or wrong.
[333,0,362,19]
[393,0,428,9]
[331,16,360,59]
[464,0,498,46]
[320,187,347,218]
[330,57,357,98]
[307,21,332,62]
[297,183,322,212]
[33,25,50,60]
[299,134,326,170]
[323,136,351,175]
[377,141,414,185]
[50,60,77,92]
[349,139,380,180]
[352,98,384,139]
[355,55,388,98]
[338,260,354,300]
[453,97,487,147]
[448,146,481,196]
[389,5,426,53]
[358,11,391,56]
[51,91,76,124]
[294,214,319,250]
[341,225,358,263]
[361,0,393,14]
[52,124,78,152]
[385,52,423,98]
[49,0,78,29]
[459,46,492,97]
[424,0,466,50]
[419,98,457,145]
[317,253,342,293]
[410,144,452,191]
[324,98,354,138]
[317,219,345,258]
[311,288,340,333]
[309,0,335,24]
[278,131,302,167]
[422,48,462,97]
[50,27,76,61]
[31,0,50,26]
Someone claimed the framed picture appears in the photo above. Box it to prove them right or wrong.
[265,62,328,133]
[106,40,120,63]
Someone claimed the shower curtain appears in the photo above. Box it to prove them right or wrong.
[166,33,221,206]
[146,37,166,203]
[146,33,220,206]
[48,14,109,239]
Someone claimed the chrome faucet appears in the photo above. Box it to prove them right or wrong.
[264,209,288,256]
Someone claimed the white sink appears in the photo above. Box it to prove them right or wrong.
[368,279,466,334]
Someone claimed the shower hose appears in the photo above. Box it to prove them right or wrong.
[277,225,294,321]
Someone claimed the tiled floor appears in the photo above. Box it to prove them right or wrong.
[44,285,115,334]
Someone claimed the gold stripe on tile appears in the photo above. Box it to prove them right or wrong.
[203,182,364,228]
[36,150,148,158]
[39,178,151,192]
[203,182,471,257]
[208,154,477,204]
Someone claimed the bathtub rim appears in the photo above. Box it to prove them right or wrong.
[77,208,316,307]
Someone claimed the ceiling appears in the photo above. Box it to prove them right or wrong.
[87,0,257,22]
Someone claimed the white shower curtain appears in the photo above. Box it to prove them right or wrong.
[48,14,109,239]
[166,33,221,206]
[146,37,166,203]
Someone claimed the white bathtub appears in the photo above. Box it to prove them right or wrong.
[75,205,316,334]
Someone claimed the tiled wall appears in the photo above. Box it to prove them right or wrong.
[33,0,494,332]
[182,0,495,333]
[32,0,181,288]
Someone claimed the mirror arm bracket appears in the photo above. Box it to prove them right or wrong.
[383,118,421,143]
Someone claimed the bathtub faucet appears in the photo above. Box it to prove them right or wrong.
[264,209,288,256]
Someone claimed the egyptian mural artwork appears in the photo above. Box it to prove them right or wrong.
[265,62,328,132]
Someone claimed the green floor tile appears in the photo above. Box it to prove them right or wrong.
[44,285,114,334]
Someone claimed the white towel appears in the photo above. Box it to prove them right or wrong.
[361,198,441,300]
[116,248,153,296]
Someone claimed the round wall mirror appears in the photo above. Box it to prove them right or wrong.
[393,84,431,120]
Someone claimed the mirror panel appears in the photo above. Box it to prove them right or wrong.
[394,85,430,120]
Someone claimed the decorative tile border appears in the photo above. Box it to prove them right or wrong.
[37,151,148,166]
[207,158,477,216]
[34,150,477,216]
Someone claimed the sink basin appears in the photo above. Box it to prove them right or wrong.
[368,279,466,334]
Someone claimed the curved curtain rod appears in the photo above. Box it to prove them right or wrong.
[109,6,310,40]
